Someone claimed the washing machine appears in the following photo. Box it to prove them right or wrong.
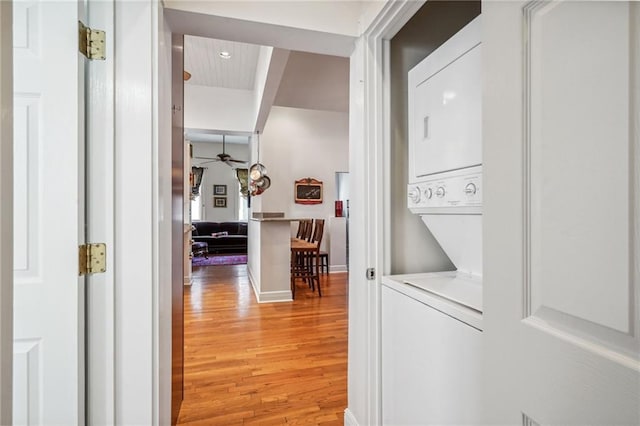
[381,15,483,425]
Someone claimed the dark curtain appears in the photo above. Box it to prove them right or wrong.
[191,166,205,200]
[236,168,248,197]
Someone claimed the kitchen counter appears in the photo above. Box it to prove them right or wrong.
[247,217,308,303]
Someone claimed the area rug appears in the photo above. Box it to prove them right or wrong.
[192,254,247,267]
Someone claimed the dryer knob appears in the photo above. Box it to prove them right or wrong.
[408,187,421,203]
[465,183,477,195]
[424,188,433,199]
[436,187,446,198]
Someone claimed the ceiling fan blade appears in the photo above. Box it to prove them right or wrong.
[194,156,218,160]
[227,159,248,163]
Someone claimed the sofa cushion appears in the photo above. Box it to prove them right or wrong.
[192,221,248,236]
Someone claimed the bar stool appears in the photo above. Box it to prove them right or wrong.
[296,219,313,240]
[318,251,329,274]
[290,219,325,297]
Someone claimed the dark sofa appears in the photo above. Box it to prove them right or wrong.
[192,221,248,254]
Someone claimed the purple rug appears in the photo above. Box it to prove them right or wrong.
[192,254,247,267]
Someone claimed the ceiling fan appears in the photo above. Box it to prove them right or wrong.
[194,135,247,167]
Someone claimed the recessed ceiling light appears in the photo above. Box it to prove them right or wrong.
[219,51,231,59]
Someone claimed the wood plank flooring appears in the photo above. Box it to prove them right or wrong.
[177,263,348,425]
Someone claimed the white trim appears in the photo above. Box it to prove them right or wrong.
[248,265,259,299]
[344,2,425,425]
[114,2,155,423]
[85,1,116,423]
[255,290,292,304]
[329,265,348,273]
[153,3,173,425]
[344,408,359,426]
[0,1,13,422]
[247,269,292,303]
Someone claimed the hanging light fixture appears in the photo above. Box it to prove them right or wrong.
[249,131,270,196]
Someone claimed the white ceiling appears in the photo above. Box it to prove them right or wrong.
[184,36,262,90]
[183,37,350,143]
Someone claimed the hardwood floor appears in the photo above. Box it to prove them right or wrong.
[177,263,348,425]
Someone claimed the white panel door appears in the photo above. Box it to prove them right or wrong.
[483,1,640,424]
[13,1,85,423]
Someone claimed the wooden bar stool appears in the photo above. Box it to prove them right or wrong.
[318,251,329,274]
[290,219,325,297]
[290,238,319,298]
[296,219,312,239]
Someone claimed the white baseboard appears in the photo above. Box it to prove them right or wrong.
[256,290,292,303]
[248,268,292,303]
[344,408,359,426]
[183,275,192,286]
[248,267,260,301]
[329,264,348,273]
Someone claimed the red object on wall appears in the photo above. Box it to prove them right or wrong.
[335,200,343,217]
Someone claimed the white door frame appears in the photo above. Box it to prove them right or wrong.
[85,1,116,423]
[345,2,424,424]
[112,1,158,423]
[0,1,13,423]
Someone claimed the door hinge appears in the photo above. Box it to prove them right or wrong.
[78,21,106,60]
[79,243,107,275]
[366,267,376,280]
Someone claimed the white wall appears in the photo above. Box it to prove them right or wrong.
[184,84,254,132]
[258,106,349,253]
[191,141,249,222]
[164,0,371,37]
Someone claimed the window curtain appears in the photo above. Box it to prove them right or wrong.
[236,168,248,197]
[191,166,205,200]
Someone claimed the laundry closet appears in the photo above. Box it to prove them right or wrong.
[378,1,639,425]
[382,3,482,424]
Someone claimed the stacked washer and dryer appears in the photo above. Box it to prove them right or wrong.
[381,16,483,424]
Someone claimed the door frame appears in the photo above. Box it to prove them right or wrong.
[0,1,13,424]
[345,2,424,424]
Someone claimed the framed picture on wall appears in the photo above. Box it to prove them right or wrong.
[213,184,227,195]
[294,178,323,204]
[213,197,227,208]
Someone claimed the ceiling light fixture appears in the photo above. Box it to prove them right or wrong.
[219,51,231,59]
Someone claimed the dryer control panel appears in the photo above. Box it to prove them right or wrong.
[408,167,482,214]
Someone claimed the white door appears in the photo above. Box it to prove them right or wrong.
[13,1,87,423]
[483,1,640,424]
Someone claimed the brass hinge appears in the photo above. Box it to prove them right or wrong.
[78,21,106,60]
[79,243,107,275]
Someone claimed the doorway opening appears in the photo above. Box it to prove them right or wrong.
[175,31,351,423]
